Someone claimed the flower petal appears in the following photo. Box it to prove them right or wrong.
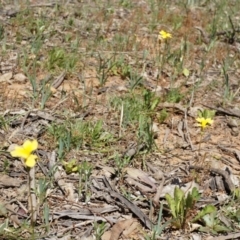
[201,121,208,128]
[25,154,38,168]
[10,146,30,159]
[196,117,205,123]
[206,118,213,125]
[196,117,213,129]
[23,139,38,153]
[159,30,172,39]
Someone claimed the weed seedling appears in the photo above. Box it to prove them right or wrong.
[94,221,107,240]
[114,153,131,174]
[165,88,183,103]
[96,53,116,86]
[78,161,93,202]
[165,186,201,229]
[145,203,170,240]
[193,205,231,234]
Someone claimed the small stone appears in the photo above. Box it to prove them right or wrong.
[0,72,12,82]
[21,40,27,45]
[14,73,27,82]
[227,118,238,128]
[231,127,239,136]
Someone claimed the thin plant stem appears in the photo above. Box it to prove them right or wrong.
[29,167,37,226]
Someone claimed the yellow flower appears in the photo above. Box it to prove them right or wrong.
[159,30,172,40]
[10,139,38,167]
[196,117,213,129]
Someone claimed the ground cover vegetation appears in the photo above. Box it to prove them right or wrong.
[1,0,240,239]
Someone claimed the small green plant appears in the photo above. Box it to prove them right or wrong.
[94,221,107,240]
[0,218,9,238]
[138,115,155,151]
[48,119,111,158]
[221,192,240,224]
[37,178,50,204]
[3,159,10,173]
[145,203,170,240]
[0,115,10,131]
[193,205,231,234]
[192,204,216,223]
[222,61,240,104]
[143,90,160,111]
[63,159,80,174]
[39,77,52,109]
[165,187,201,229]
[110,94,144,125]
[30,18,46,54]
[22,55,53,108]
[78,161,93,202]
[96,53,116,86]
[108,56,131,79]
[165,88,183,103]
[158,108,168,123]
[0,24,4,41]
[119,0,133,8]
[233,187,240,200]
[110,91,158,127]
[23,57,38,98]
[48,123,72,159]
[128,70,144,90]
[232,208,240,223]
[197,109,216,120]
[47,47,77,71]
[114,154,131,173]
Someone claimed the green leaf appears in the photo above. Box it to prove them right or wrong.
[178,198,185,224]
[165,193,177,218]
[185,192,193,210]
[174,187,184,204]
[199,226,217,234]
[192,205,216,222]
[150,98,160,110]
[174,187,184,215]
[202,212,217,228]
[191,187,201,201]
[235,209,240,222]
[63,159,79,174]
[0,219,8,232]
[213,224,231,233]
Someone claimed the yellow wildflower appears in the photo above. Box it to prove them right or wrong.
[196,117,213,129]
[159,30,172,40]
[10,139,38,168]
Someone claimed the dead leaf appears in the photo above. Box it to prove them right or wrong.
[0,199,21,226]
[96,164,116,177]
[122,220,139,236]
[124,167,156,191]
[161,181,200,198]
[52,71,66,89]
[0,174,22,187]
[108,219,134,240]
[101,231,111,240]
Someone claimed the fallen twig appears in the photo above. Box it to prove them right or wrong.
[189,165,235,192]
